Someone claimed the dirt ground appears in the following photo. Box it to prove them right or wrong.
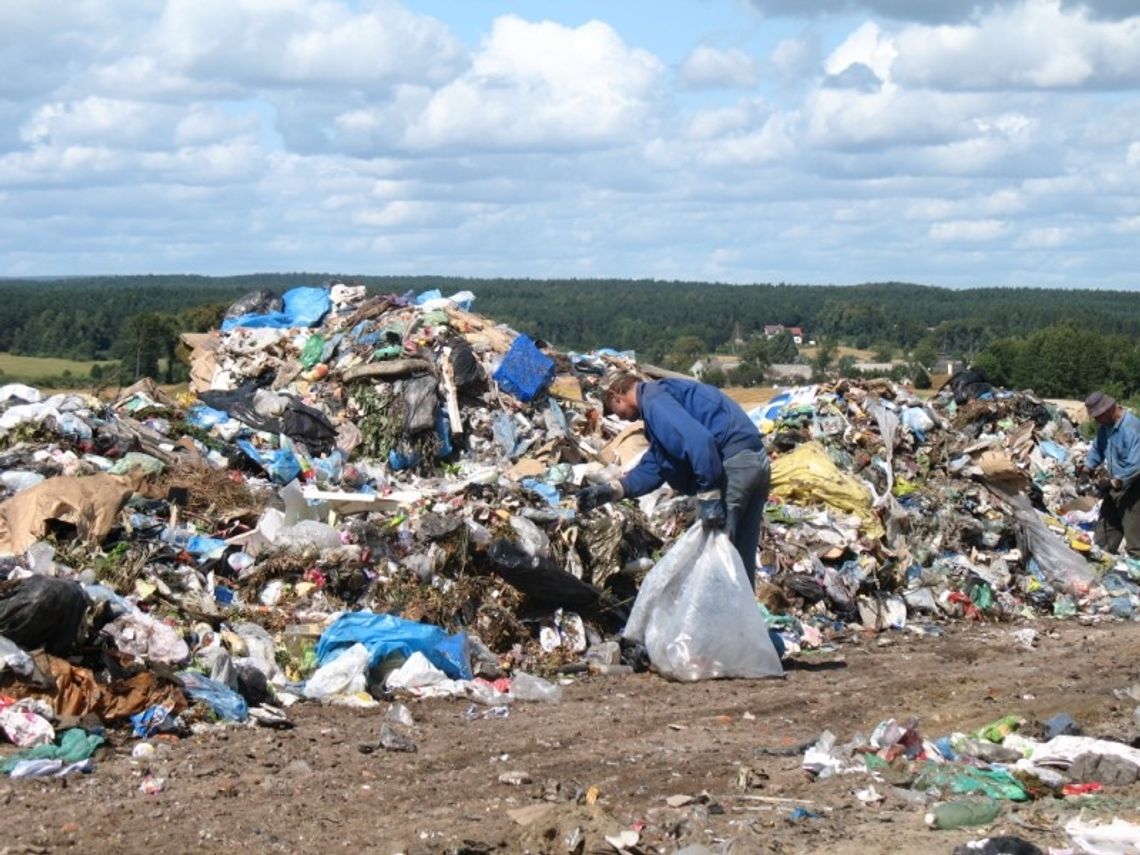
[4,620,1140,854]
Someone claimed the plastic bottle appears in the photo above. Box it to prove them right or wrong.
[925,797,1000,830]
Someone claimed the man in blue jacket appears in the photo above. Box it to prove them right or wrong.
[577,372,771,588]
[1082,391,1140,557]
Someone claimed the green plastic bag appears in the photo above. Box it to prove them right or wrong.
[0,729,105,774]
[977,715,1022,743]
[300,334,325,369]
[913,761,1027,801]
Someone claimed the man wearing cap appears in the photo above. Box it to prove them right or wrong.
[1083,391,1140,557]
[576,372,770,588]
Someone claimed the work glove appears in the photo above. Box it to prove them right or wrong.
[576,483,616,513]
[697,492,727,530]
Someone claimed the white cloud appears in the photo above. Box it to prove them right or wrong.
[700,115,798,166]
[825,22,897,83]
[149,0,463,90]
[1017,225,1074,246]
[1111,215,1140,234]
[930,219,1011,241]
[685,103,760,140]
[20,98,177,148]
[678,46,759,89]
[906,189,1027,220]
[891,1,1140,90]
[403,16,664,150]
[174,105,261,147]
[746,0,1137,24]
[770,37,821,82]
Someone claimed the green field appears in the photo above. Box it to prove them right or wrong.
[0,352,112,381]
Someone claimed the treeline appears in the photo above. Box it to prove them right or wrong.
[2,275,1140,395]
[976,325,1140,401]
[0,275,317,360]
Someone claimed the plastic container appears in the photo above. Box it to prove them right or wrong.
[925,797,1000,830]
[492,334,555,402]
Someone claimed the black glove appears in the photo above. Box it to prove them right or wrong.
[698,496,727,529]
[577,483,615,513]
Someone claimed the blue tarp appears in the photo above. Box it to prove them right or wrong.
[221,287,331,331]
[315,612,472,680]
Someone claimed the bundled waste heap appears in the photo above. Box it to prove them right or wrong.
[0,281,1127,777]
[752,371,1113,655]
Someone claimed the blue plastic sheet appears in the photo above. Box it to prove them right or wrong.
[186,405,233,429]
[237,439,301,484]
[221,286,331,331]
[131,705,176,737]
[388,448,422,471]
[493,334,554,402]
[186,535,226,556]
[414,289,443,304]
[315,612,472,680]
[178,672,249,721]
[522,478,561,508]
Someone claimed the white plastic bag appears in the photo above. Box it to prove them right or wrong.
[102,612,190,666]
[385,651,447,690]
[510,671,563,703]
[303,642,369,699]
[1065,817,1140,855]
[623,524,783,682]
[0,635,33,675]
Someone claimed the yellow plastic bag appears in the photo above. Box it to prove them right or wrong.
[770,442,884,539]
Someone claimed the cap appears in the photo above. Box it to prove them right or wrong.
[1085,391,1116,418]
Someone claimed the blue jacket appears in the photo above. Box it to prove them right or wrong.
[1086,410,1140,488]
[619,379,764,498]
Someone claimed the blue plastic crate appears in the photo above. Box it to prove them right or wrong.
[493,334,555,402]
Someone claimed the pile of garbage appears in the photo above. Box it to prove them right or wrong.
[0,281,1129,777]
[750,372,1122,655]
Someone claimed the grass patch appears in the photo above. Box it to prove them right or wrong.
[0,352,113,381]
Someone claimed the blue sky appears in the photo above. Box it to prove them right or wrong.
[1,0,1138,288]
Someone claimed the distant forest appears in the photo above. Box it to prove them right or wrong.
[2,274,1139,398]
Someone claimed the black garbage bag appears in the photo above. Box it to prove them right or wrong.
[449,341,486,393]
[200,382,338,456]
[951,838,1044,855]
[235,662,272,707]
[488,539,619,618]
[784,575,827,603]
[224,290,283,320]
[947,368,993,404]
[198,378,267,423]
[278,399,338,456]
[0,576,90,655]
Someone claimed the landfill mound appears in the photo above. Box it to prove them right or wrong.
[0,281,1130,830]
